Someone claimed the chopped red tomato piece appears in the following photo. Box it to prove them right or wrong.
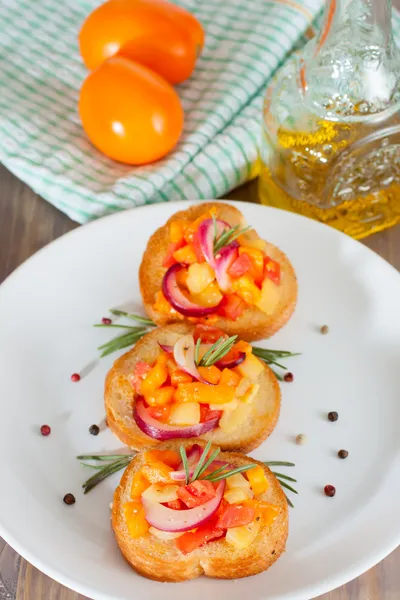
[162,240,185,268]
[217,294,247,320]
[165,498,185,510]
[193,324,226,343]
[177,480,216,508]
[200,404,223,423]
[176,519,224,554]
[146,405,170,423]
[227,253,252,278]
[264,256,281,285]
[216,504,255,529]
[129,361,151,393]
[192,230,206,263]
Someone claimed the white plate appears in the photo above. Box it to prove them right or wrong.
[0,201,399,600]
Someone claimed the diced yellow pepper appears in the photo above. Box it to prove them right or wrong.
[198,365,222,384]
[173,244,198,265]
[245,500,280,526]
[145,386,175,407]
[130,471,150,498]
[123,501,149,538]
[170,370,193,385]
[232,275,261,305]
[246,465,269,495]
[169,219,190,244]
[141,461,174,484]
[153,291,181,317]
[143,449,181,468]
[140,361,168,396]
[173,382,235,405]
[219,368,241,387]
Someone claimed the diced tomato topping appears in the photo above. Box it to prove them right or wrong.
[129,361,151,393]
[215,498,229,519]
[176,518,224,554]
[264,256,281,285]
[146,405,170,423]
[177,480,216,508]
[165,498,185,510]
[193,324,227,343]
[216,504,255,529]
[217,294,247,320]
[162,240,185,268]
[192,229,206,263]
[200,404,223,423]
[227,253,253,278]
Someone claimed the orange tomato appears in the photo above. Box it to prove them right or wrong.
[79,0,205,83]
[79,57,184,165]
[118,28,197,85]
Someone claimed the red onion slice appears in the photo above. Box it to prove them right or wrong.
[198,218,230,268]
[162,263,222,317]
[173,334,207,382]
[158,343,173,353]
[134,399,219,441]
[216,351,246,369]
[214,245,238,292]
[142,480,226,532]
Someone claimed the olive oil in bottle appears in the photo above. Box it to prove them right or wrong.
[260,0,400,239]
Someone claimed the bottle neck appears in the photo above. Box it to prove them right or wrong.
[302,0,400,119]
[316,0,393,52]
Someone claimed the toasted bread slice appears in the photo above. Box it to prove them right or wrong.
[105,323,281,453]
[112,438,289,582]
[139,202,297,341]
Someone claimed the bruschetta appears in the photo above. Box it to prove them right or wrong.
[105,323,281,453]
[112,439,288,581]
[139,202,297,341]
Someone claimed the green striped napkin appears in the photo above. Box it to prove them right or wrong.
[0,0,375,223]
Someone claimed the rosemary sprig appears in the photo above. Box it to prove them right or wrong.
[94,310,155,357]
[77,452,298,507]
[194,337,201,365]
[194,447,221,480]
[80,455,133,494]
[264,461,296,507]
[109,309,154,326]
[213,221,251,254]
[197,335,238,367]
[190,440,213,482]
[204,463,257,482]
[179,446,190,485]
[252,347,300,380]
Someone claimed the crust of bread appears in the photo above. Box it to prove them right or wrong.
[112,438,289,582]
[139,202,297,341]
[105,324,281,453]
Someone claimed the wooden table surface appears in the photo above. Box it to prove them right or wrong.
[0,163,399,599]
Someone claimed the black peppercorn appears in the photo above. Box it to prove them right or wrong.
[338,449,349,459]
[328,411,338,422]
[89,424,100,436]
